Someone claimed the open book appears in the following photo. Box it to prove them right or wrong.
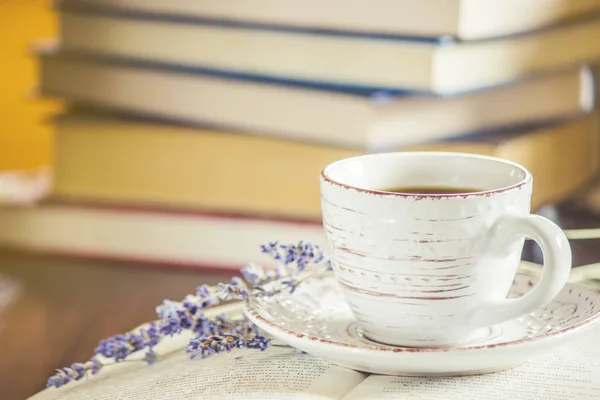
[30,268,600,400]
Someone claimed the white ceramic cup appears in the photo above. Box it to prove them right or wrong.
[320,152,571,347]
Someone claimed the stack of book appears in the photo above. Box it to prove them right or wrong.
[1,0,600,269]
[566,63,600,215]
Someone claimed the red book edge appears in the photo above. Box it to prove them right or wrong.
[1,198,324,271]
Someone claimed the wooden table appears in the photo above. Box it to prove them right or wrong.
[0,205,598,400]
[0,251,233,400]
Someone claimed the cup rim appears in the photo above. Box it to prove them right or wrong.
[320,152,532,198]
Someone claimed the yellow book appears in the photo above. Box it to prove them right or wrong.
[52,113,599,220]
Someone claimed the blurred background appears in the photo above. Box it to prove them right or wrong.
[3,1,600,399]
[1,0,59,172]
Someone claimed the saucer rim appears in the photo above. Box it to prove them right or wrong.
[244,274,600,353]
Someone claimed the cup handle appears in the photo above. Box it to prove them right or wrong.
[469,214,572,327]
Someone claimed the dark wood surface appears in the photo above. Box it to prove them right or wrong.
[0,252,233,400]
[0,205,599,400]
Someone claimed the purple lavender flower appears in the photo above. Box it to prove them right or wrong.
[89,357,102,374]
[145,349,157,365]
[251,241,331,297]
[325,260,333,272]
[260,241,327,272]
[231,320,260,337]
[160,305,221,337]
[280,279,302,294]
[95,322,161,362]
[144,322,161,347]
[193,312,221,336]
[188,333,247,359]
[246,334,271,351]
[285,241,326,270]
[217,277,249,301]
[196,285,211,298]
[156,299,181,319]
[157,287,221,336]
[241,262,265,285]
[95,334,131,361]
[242,262,287,287]
[196,285,220,308]
[70,363,86,380]
[159,314,183,336]
[46,358,102,388]
[260,241,280,260]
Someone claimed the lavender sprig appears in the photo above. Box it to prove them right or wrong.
[47,358,102,388]
[217,276,250,301]
[95,322,161,361]
[222,241,331,300]
[260,241,327,272]
[246,334,271,351]
[156,284,222,336]
[188,334,246,358]
[47,241,330,389]
[187,317,271,360]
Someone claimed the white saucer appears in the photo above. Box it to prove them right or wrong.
[245,273,600,376]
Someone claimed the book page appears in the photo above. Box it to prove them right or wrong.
[31,347,366,400]
[578,280,600,290]
[344,328,600,400]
